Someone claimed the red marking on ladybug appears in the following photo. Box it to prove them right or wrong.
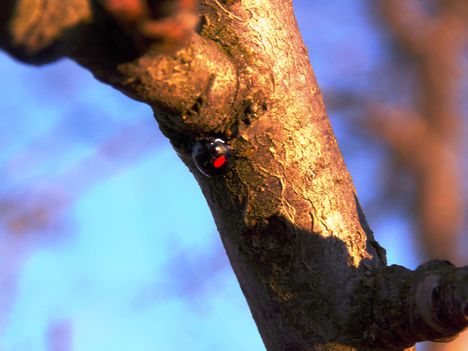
[192,138,232,176]
[213,155,226,168]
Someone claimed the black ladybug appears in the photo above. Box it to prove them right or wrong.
[192,138,232,176]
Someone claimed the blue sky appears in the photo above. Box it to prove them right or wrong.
[0,1,431,350]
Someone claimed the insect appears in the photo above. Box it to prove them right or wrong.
[192,138,232,176]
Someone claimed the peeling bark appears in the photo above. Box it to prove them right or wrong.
[1,1,466,350]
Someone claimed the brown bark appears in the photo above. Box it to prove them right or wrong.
[1,1,467,350]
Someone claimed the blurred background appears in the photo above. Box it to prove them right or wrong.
[0,0,467,350]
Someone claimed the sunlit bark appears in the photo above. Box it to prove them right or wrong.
[1,1,467,350]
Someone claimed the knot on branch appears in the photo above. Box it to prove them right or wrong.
[412,260,468,341]
[364,261,467,349]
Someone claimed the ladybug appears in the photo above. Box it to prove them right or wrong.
[192,138,232,176]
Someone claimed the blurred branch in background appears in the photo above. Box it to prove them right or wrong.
[0,118,158,335]
[1,118,158,236]
[328,0,468,350]
[376,0,467,264]
[97,0,199,53]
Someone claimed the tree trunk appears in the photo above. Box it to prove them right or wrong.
[1,1,466,350]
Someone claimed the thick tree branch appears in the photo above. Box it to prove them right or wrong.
[364,261,468,349]
[0,0,199,63]
[1,1,467,350]
[0,0,92,64]
[109,33,239,137]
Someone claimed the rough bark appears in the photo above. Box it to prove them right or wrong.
[1,1,467,350]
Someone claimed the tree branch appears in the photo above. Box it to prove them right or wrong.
[371,0,468,266]
[378,0,433,56]
[96,0,199,53]
[0,0,92,64]
[104,33,239,138]
[1,1,467,350]
[365,261,468,349]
